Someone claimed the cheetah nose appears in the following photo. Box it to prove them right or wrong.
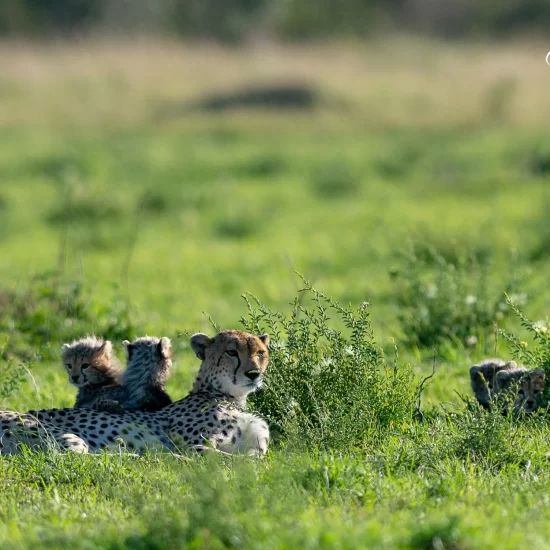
[526,399,535,408]
[245,369,261,381]
[71,375,79,382]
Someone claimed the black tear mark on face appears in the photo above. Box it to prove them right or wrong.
[232,353,242,385]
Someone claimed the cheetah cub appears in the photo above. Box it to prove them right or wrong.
[92,336,173,414]
[469,358,517,410]
[62,336,122,408]
[494,366,545,414]
[470,358,545,413]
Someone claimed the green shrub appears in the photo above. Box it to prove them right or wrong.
[311,162,359,199]
[240,278,419,451]
[498,296,550,404]
[47,196,122,225]
[393,247,526,350]
[0,344,26,400]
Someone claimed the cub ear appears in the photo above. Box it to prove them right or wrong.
[158,337,172,359]
[190,333,212,360]
[532,368,545,386]
[122,340,132,361]
[469,366,480,380]
[97,340,113,357]
[504,360,517,369]
[61,343,71,355]
[495,370,512,391]
[259,334,270,347]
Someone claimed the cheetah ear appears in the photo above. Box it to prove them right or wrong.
[158,337,172,359]
[469,366,480,381]
[504,360,517,369]
[259,334,270,347]
[190,333,212,360]
[122,340,132,361]
[97,340,113,358]
[61,343,71,355]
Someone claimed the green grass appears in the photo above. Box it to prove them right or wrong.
[2,39,550,549]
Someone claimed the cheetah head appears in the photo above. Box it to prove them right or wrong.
[495,368,545,413]
[61,337,117,387]
[190,330,270,403]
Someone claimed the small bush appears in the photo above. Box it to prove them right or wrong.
[240,278,419,451]
[214,216,258,240]
[311,162,359,199]
[30,156,90,182]
[47,196,122,225]
[498,297,550,404]
[234,155,286,178]
[530,149,550,177]
[393,247,526,350]
[140,191,171,215]
[0,346,26,400]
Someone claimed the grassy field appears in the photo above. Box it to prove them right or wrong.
[1,38,550,549]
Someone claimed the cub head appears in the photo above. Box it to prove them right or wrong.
[61,336,119,387]
[495,367,545,413]
[122,336,172,382]
[123,336,172,363]
[190,330,270,402]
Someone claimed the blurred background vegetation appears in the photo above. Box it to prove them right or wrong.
[1,0,550,42]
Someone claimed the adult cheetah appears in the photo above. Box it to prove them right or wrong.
[0,330,270,456]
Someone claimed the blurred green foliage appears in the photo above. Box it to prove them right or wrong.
[1,0,550,41]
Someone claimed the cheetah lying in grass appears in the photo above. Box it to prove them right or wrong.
[0,330,270,456]
[470,358,545,413]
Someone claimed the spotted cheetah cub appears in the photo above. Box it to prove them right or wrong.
[494,366,545,414]
[92,336,173,414]
[62,336,122,408]
[469,358,516,410]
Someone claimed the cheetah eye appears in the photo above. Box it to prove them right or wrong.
[518,389,525,397]
[65,364,71,370]
[81,363,90,370]
[225,350,238,358]
[534,390,540,395]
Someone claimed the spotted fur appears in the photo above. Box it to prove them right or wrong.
[92,336,173,414]
[494,366,545,414]
[61,336,122,408]
[0,330,270,456]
